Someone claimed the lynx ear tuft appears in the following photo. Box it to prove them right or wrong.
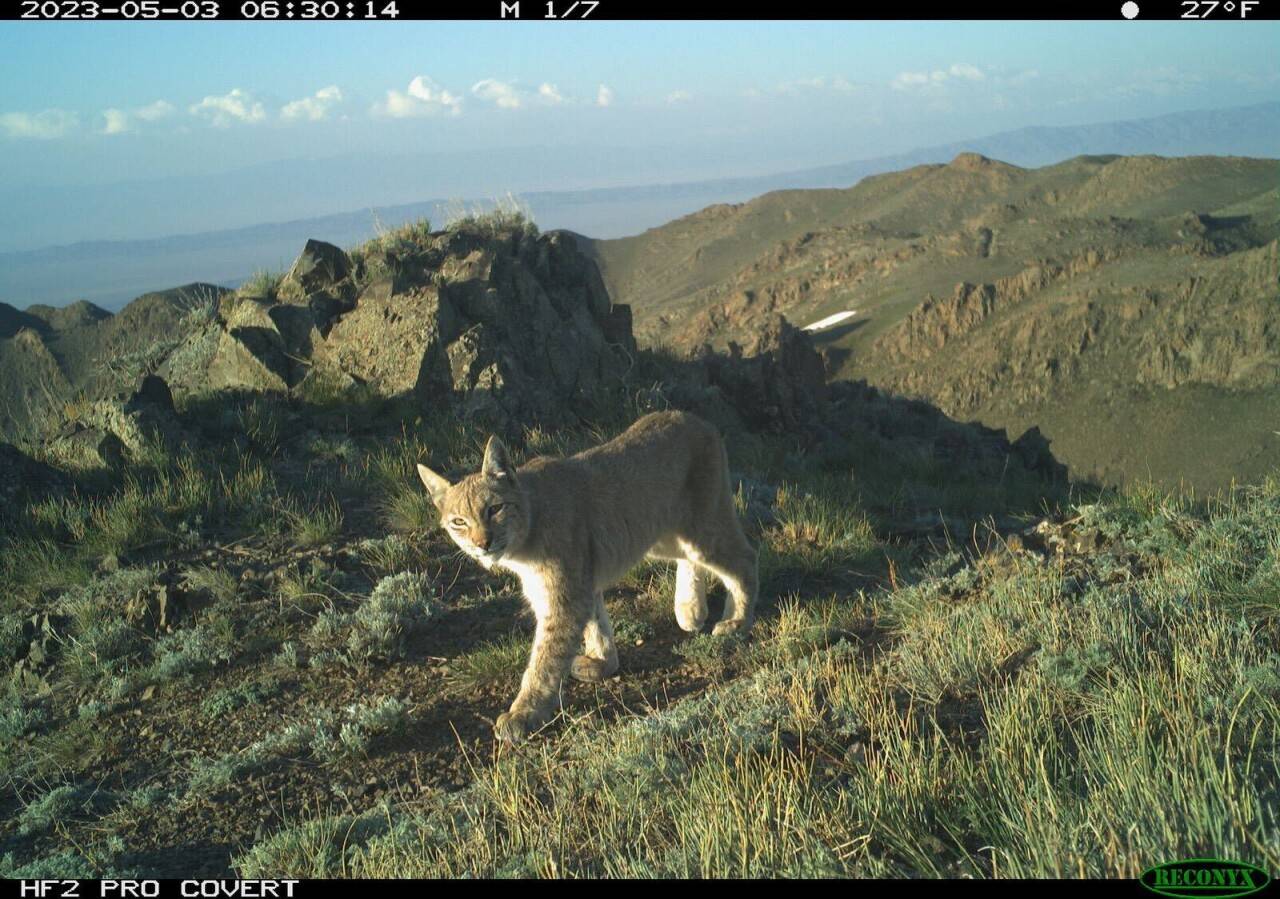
[416,463,452,504]
[482,436,515,481]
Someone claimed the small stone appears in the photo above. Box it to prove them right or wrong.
[26,640,47,667]
[844,742,867,765]
[141,685,156,701]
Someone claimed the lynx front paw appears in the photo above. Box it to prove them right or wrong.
[675,602,707,633]
[571,654,619,683]
[495,700,559,743]
[494,710,535,744]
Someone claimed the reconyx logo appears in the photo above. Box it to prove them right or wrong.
[1140,859,1271,899]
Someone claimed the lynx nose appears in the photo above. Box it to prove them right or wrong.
[475,534,491,551]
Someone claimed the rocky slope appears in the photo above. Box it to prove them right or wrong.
[580,153,1280,490]
[0,285,229,443]
[0,216,1074,503]
[0,226,645,450]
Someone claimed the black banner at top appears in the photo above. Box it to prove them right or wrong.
[3,0,1278,20]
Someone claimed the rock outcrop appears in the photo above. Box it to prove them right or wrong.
[45,373,186,470]
[699,315,828,434]
[629,313,831,440]
[164,225,640,433]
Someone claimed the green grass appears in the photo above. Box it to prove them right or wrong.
[352,215,434,258]
[445,632,529,695]
[17,785,104,837]
[275,560,342,618]
[352,534,415,576]
[285,496,345,548]
[347,216,436,289]
[378,483,437,535]
[0,445,275,617]
[442,195,538,239]
[241,269,286,300]
[237,478,1280,878]
[188,696,410,796]
[139,617,236,687]
[56,567,157,687]
[233,399,282,455]
[362,421,485,534]
[0,683,47,746]
[5,379,1279,879]
[182,565,238,604]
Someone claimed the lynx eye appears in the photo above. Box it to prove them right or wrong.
[449,517,467,528]
[487,503,505,518]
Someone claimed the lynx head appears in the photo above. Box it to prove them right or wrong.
[417,436,529,570]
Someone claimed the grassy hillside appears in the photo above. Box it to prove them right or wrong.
[581,154,1280,492]
[2,389,1275,877]
[241,476,1280,878]
[2,211,1276,881]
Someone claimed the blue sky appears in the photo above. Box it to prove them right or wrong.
[0,20,1276,245]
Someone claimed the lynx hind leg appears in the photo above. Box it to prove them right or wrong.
[708,548,758,637]
[572,592,619,683]
[673,559,709,632]
[685,532,758,638]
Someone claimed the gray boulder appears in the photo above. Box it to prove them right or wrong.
[285,239,352,296]
[47,424,128,470]
[313,227,634,429]
[43,373,186,469]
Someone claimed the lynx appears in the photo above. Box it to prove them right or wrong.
[416,410,758,744]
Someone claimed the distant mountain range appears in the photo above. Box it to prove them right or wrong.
[1,101,1276,312]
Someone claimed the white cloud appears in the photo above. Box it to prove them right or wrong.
[666,90,692,104]
[471,79,522,109]
[891,72,931,89]
[892,63,987,91]
[189,88,266,126]
[98,99,175,135]
[134,100,175,122]
[0,109,78,139]
[102,109,130,135]
[538,82,565,105]
[948,64,985,82]
[793,77,827,90]
[282,85,343,121]
[748,76,862,98]
[596,84,614,107]
[375,75,462,118]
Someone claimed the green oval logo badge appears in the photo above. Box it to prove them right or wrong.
[1140,859,1271,899]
